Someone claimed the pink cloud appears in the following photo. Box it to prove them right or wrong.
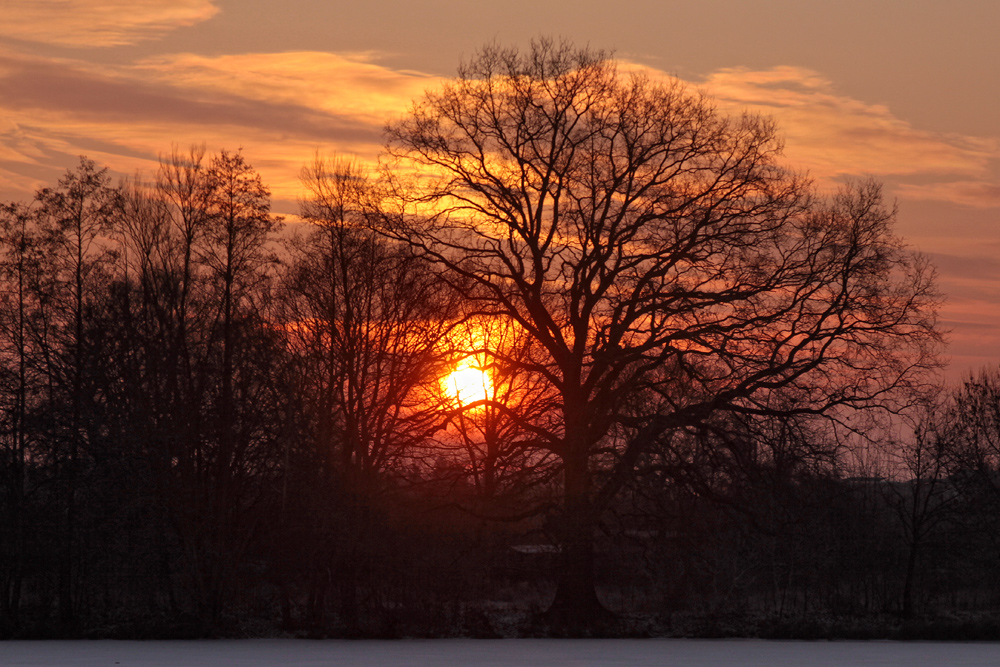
[896,180,1000,209]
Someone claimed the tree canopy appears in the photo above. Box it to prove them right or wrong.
[382,39,941,624]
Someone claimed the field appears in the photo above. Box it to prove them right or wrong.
[2,639,999,666]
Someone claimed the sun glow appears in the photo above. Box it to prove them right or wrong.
[444,357,492,408]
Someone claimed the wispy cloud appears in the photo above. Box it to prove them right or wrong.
[919,249,1000,374]
[0,0,219,47]
[134,51,440,126]
[0,48,997,376]
[0,52,381,143]
[0,49,436,205]
[615,62,1000,210]
[1,51,996,212]
[698,66,994,184]
[896,180,1000,209]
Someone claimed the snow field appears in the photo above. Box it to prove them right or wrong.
[1,638,998,667]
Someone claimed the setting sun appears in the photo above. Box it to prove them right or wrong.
[444,357,492,407]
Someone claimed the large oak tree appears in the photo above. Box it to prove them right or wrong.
[383,40,940,627]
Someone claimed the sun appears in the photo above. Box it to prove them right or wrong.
[444,356,492,408]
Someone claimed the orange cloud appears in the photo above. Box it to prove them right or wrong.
[628,64,995,185]
[0,49,997,379]
[0,0,219,48]
[1,51,997,212]
[659,64,998,213]
[3,51,995,208]
[134,51,441,126]
[896,180,1000,209]
[0,49,434,206]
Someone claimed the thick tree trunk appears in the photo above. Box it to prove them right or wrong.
[545,447,610,633]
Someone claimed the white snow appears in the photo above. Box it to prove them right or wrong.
[0,638,997,666]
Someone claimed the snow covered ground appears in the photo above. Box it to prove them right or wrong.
[1,638,998,666]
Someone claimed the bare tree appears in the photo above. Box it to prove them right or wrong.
[31,158,119,627]
[0,202,46,630]
[109,149,285,627]
[182,149,282,624]
[949,368,1000,484]
[282,154,453,631]
[944,367,1000,571]
[383,39,941,628]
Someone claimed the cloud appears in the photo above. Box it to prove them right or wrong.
[926,252,1000,283]
[615,62,1000,209]
[0,53,380,143]
[697,66,994,183]
[0,50,436,205]
[0,0,219,48]
[0,49,997,378]
[134,52,441,126]
[896,180,1000,209]
[921,249,1000,377]
[3,51,995,208]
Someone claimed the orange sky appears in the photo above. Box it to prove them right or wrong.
[1,0,997,379]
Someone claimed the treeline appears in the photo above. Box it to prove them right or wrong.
[0,149,995,639]
[0,148,498,638]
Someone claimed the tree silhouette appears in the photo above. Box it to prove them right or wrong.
[383,39,941,629]
[282,155,453,631]
[0,201,45,630]
[32,158,119,628]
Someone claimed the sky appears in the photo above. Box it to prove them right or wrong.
[0,0,997,380]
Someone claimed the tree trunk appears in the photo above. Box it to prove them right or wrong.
[902,539,919,619]
[545,447,610,633]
